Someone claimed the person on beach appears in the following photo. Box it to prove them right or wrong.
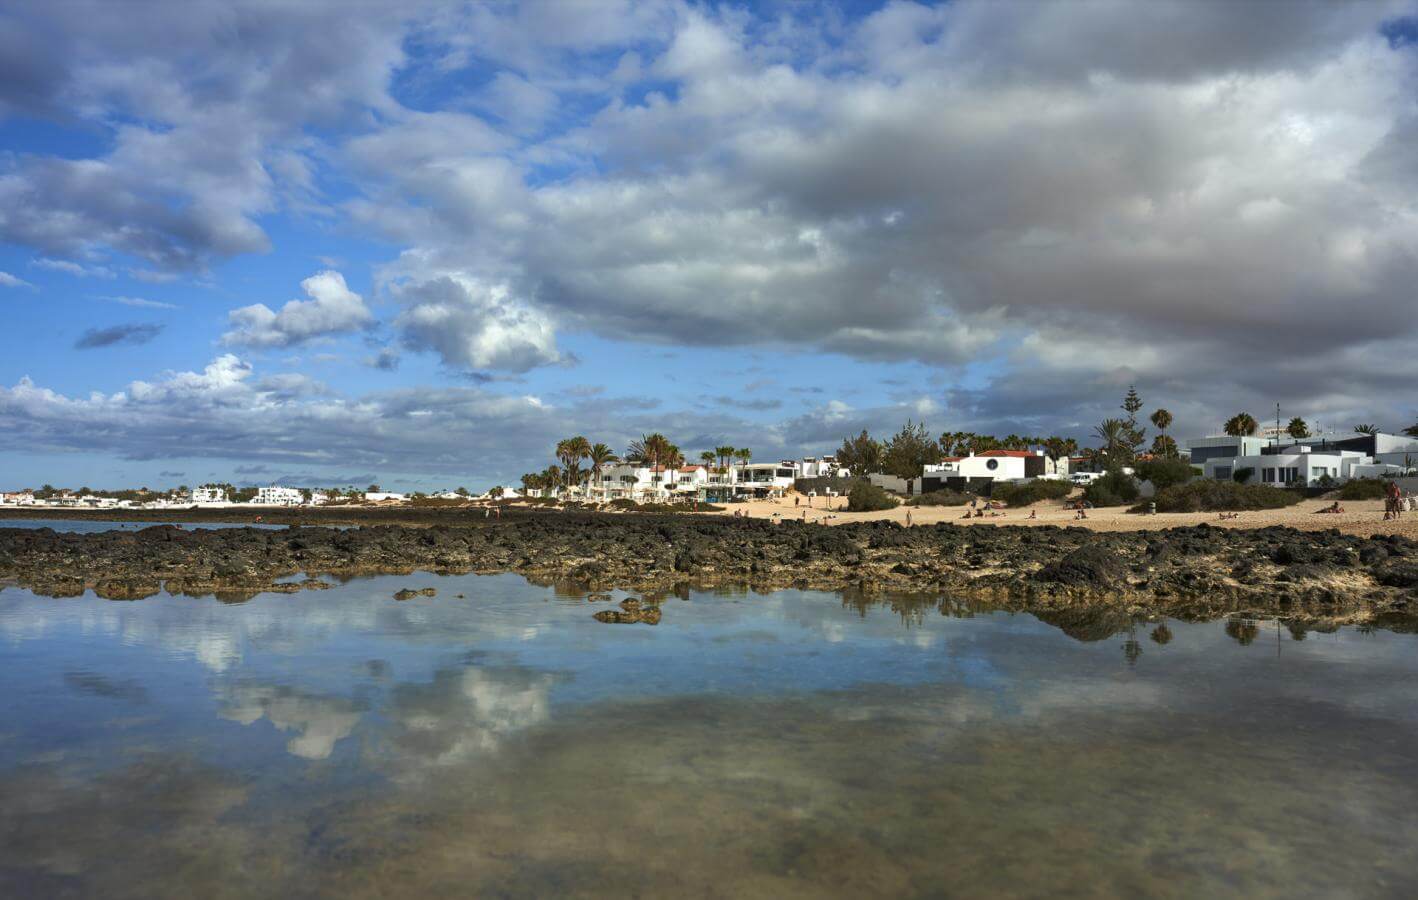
[1027,509,1037,520]
[906,509,912,527]
[1317,501,1343,514]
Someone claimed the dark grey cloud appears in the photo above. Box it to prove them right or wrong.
[74,322,162,349]
[366,348,401,371]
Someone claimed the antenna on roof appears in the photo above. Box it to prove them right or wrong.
[1275,402,1281,448]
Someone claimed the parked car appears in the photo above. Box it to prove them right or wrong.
[1070,472,1101,485]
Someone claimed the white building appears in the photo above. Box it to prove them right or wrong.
[923,450,1063,487]
[586,461,794,503]
[0,491,37,506]
[1201,445,1378,486]
[795,456,842,479]
[191,486,229,505]
[364,491,408,503]
[1188,431,1418,485]
[307,490,330,505]
[254,485,303,505]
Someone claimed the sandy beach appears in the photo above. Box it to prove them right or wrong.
[709,494,1418,540]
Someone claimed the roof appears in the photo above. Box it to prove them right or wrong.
[939,456,965,463]
[977,449,1037,458]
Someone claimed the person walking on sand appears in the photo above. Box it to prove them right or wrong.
[906,509,912,527]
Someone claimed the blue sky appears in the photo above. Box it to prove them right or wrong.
[2,1,1416,492]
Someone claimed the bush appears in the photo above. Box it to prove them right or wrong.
[1145,480,1305,512]
[1135,458,1199,491]
[1083,470,1140,507]
[1338,479,1389,500]
[1233,467,1254,484]
[847,480,899,512]
[907,489,972,507]
[991,479,1074,507]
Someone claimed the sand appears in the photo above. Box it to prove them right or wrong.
[705,493,1418,540]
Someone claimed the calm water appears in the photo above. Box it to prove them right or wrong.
[2,574,1416,898]
[0,518,287,534]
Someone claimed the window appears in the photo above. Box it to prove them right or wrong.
[986,459,999,471]
[1262,468,1276,483]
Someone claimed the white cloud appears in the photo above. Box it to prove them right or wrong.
[99,295,179,310]
[31,257,114,278]
[390,270,562,373]
[223,271,374,348]
[0,271,33,289]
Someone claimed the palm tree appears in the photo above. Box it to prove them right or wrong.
[1286,417,1310,439]
[715,444,736,472]
[541,465,561,496]
[588,442,617,493]
[1150,408,1172,445]
[699,450,716,468]
[1223,413,1258,437]
[736,447,752,466]
[1354,424,1379,435]
[1093,418,1131,468]
[1405,422,1418,438]
[556,436,591,491]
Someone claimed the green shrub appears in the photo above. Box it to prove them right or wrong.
[1083,469,1140,507]
[1233,466,1254,484]
[1338,479,1389,500]
[1145,480,1305,512]
[847,480,899,512]
[907,489,972,507]
[1135,458,1199,491]
[991,479,1074,507]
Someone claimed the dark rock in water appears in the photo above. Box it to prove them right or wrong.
[393,587,437,601]
[587,592,612,603]
[592,605,661,625]
[1035,545,1126,589]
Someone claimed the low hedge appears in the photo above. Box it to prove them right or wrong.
[1142,480,1305,512]
[1134,458,1201,491]
[991,480,1073,507]
[907,489,972,507]
[1338,479,1390,500]
[847,480,899,512]
[1083,470,1140,507]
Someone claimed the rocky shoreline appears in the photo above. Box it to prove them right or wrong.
[1,513,1415,629]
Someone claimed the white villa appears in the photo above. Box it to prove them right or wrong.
[254,485,303,505]
[0,491,37,506]
[918,450,1068,493]
[581,460,799,503]
[1187,431,1417,486]
[363,491,408,503]
[190,486,230,505]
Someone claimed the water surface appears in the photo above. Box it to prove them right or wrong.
[1,574,1415,898]
[0,517,287,534]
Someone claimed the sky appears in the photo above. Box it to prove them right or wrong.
[1,0,1417,493]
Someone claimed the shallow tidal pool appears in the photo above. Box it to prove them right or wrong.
[2,571,1416,898]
